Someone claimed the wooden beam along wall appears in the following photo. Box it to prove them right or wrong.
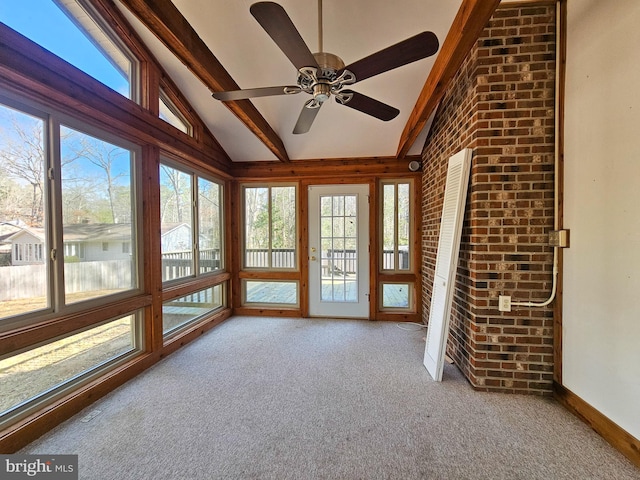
[396,0,501,158]
[231,156,423,180]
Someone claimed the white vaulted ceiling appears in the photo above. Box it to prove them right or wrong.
[115,0,478,162]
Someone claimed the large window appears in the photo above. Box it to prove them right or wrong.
[0,98,140,324]
[379,179,415,314]
[198,177,222,274]
[0,0,138,101]
[0,104,48,317]
[61,125,136,304]
[381,180,412,271]
[243,185,297,269]
[162,285,224,335]
[243,280,298,306]
[0,312,142,427]
[160,162,223,282]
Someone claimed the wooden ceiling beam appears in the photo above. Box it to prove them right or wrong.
[231,156,422,180]
[396,0,501,158]
[119,0,290,162]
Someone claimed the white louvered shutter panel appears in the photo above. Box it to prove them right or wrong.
[424,149,472,381]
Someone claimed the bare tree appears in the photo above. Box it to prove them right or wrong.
[0,114,85,226]
[59,169,102,224]
[197,179,220,250]
[62,130,130,224]
[0,116,46,225]
[244,187,269,250]
[0,174,31,222]
[160,165,190,224]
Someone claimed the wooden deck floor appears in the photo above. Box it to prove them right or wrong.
[245,278,410,309]
[162,281,411,333]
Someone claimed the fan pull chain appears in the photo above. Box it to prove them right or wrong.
[317,0,323,53]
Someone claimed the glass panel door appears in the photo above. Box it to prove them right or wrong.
[308,185,369,318]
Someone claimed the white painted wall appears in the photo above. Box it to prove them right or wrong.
[83,241,131,262]
[563,0,640,440]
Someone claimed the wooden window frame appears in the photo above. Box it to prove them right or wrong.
[159,157,226,286]
[240,182,299,272]
[159,87,193,136]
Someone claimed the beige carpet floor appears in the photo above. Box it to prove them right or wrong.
[21,316,640,479]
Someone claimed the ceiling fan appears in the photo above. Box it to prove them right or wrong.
[211,1,439,134]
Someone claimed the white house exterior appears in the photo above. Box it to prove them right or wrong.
[62,223,134,262]
[4,223,194,266]
[160,223,192,253]
[7,228,45,266]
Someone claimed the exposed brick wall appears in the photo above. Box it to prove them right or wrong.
[421,4,556,394]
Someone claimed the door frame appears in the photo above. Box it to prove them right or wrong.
[308,182,374,319]
[300,179,376,319]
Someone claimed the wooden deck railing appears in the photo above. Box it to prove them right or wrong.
[162,248,220,281]
[244,248,297,268]
[1,247,410,299]
[241,248,409,272]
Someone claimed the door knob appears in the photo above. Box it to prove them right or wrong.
[310,256,316,261]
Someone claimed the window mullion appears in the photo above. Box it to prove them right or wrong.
[49,115,65,313]
[268,187,273,268]
[218,182,224,271]
[407,182,413,271]
[192,174,199,276]
[394,183,400,273]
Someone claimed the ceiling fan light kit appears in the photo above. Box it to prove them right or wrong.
[211,1,439,134]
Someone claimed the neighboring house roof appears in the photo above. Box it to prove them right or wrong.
[1,224,43,254]
[62,223,133,242]
[1,223,191,244]
[0,232,15,245]
[0,231,12,253]
[0,223,28,245]
[5,227,46,243]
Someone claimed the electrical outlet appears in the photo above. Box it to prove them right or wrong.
[498,295,512,312]
[549,229,570,247]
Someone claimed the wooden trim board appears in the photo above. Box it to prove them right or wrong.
[554,382,640,468]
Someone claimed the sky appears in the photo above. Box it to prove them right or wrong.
[0,0,128,96]
[0,105,132,189]
[0,1,133,187]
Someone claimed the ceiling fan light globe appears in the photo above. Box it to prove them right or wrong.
[313,83,331,103]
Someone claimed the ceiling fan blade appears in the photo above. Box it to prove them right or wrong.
[293,101,322,134]
[250,2,318,71]
[337,90,399,121]
[341,31,439,83]
[212,86,301,101]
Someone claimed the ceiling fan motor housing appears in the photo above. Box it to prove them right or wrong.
[314,52,345,74]
[297,52,356,105]
[313,52,344,103]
